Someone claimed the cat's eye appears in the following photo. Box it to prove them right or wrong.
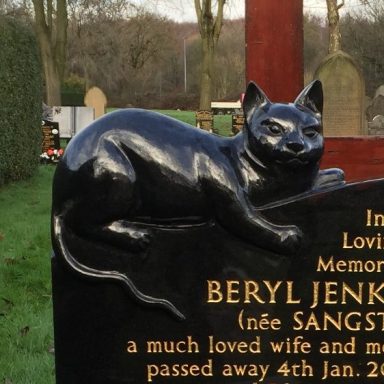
[261,120,284,135]
[303,126,319,138]
[267,124,284,135]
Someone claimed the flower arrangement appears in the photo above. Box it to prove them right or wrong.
[40,148,64,163]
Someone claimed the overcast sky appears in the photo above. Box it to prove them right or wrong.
[131,0,366,23]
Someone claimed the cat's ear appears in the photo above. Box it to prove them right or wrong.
[243,81,270,124]
[294,80,323,115]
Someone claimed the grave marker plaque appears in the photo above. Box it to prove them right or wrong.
[42,120,60,153]
[41,120,62,163]
[196,110,214,132]
[52,81,382,384]
[232,113,245,135]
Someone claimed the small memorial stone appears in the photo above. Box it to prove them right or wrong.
[367,95,384,123]
[369,115,384,135]
[232,113,245,135]
[375,84,384,99]
[84,86,107,119]
[196,110,214,132]
[52,106,74,139]
[41,120,62,163]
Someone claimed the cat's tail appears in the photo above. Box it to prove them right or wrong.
[52,214,185,321]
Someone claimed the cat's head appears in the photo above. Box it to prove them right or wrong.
[243,80,324,170]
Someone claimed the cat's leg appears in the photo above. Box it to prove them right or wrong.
[314,168,345,189]
[71,136,151,251]
[215,194,302,254]
[97,220,151,251]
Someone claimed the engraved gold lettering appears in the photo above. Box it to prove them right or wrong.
[222,363,269,380]
[317,256,384,272]
[369,282,384,304]
[126,340,137,353]
[310,281,319,309]
[146,337,199,353]
[277,360,313,377]
[208,336,261,354]
[322,361,355,379]
[269,336,311,354]
[324,282,338,304]
[343,232,353,248]
[286,281,301,304]
[244,281,262,303]
[147,360,213,382]
[317,256,335,271]
[242,312,282,331]
[365,209,384,227]
[207,280,301,304]
[263,281,282,303]
[374,212,384,226]
[227,281,240,303]
[319,337,355,354]
[367,209,372,226]
[342,282,363,304]
[207,280,222,303]
[346,313,362,331]
[342,232,384,249]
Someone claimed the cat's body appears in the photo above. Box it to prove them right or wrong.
[52,81,344,319]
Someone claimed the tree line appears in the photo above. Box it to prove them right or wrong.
[305,0,384,98]
[1,0,383,108]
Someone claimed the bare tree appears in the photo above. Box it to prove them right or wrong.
[214,18,244,99]
[341,0,384,95]
[326,0,344,53]
[0,0,32,18]
[32,0,68,105]
[194,0,226,111]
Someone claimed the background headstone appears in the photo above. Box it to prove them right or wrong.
[84,86,107,119]
[196,110,214,132]
[366,94,384,123]
[52,106,95,139]
[315,51,366,136]
[52,106,74,139]
[41,120,60,152]
[74,106,95,134]
[42,102,53,121]
[368,114,384,135]
[374,84,384,99]
[41,120,61,163]
[231,113,245,135]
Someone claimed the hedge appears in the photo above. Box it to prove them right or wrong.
[0,16,42,186]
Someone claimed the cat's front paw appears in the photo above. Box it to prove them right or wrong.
[277,225,303,254]
[130,228,152,250]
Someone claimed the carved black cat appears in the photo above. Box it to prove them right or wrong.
[52,80,344,319]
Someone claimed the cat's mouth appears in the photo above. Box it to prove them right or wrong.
[276,158,310,167]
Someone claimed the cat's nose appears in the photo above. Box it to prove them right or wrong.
[286,141,304,153]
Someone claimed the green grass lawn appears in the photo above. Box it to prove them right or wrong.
[107,109,235,137]
[158,110,233,136]
[0,110,235,382]
[0,165,56,383]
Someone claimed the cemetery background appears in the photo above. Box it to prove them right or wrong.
[1,1,383,114]
[1,0,384,382]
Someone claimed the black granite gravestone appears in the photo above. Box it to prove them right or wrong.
[52,81,382,383]
[41,120,61,163]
